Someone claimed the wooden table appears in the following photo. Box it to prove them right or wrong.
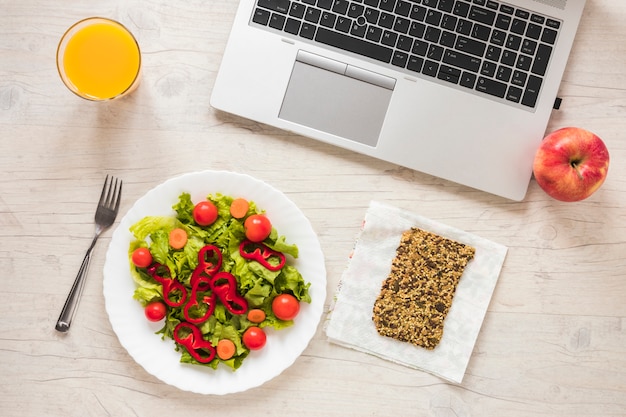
[1,1,625,415]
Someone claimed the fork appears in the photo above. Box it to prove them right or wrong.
[55,175,123,333]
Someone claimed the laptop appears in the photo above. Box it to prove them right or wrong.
[211,0,586,200]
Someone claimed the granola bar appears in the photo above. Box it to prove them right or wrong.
[372,228,475,349]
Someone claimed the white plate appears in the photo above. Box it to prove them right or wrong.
[103,171,326,395]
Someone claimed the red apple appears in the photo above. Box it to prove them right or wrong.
[533,127,609,202]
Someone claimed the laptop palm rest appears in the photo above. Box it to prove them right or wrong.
[279,51,395,147]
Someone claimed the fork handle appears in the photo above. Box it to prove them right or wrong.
[55,243,95,333]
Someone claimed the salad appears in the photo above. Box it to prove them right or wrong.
[127,192,311,370]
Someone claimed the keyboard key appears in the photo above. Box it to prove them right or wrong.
[336,16,352,32]
[348,3,365,17]
[511,70,527,86]
[453,1,470,18]
[427,44,444,61]
[496,65,512,82]
[285,17,302,34]
[495,13,511,30]
[438,0,455,13]
[300,22,317,39]
[392,50,409,67]
[320,11,337,27]
[521,39,537,55]
[526,23,542,40]
[305,7,322,23]
[541,28,558,44]
[510,18,526,35]
[506,34,522,50]
[471,23,491,41]
[351,21,367,37]
[441,14,458,31]
[530,14,545,24]
[379,12,394,29]
[409,21,427,38]
[394,17,411,33]
[460,71,477,88]
[485,45,502,61]
[395,0,411,16]
[382,30,398,46]
[500,49,516,66]
[290,3,306,18]
[516,54,532,71]
[379,0,396,12]
[258,0,290,13]
[456,19,472,36]
[531,43,552,75]
[506,85,523,103]
[253,8,271,25]
[440,30,456,47]
[425,26,442,42]
[332,0,349,14]
[426,9,443,26]
[480,60,496,77]
[366,25,383,41]
[407,55,424,72]
[469,6,496,26]
[411,5,427,21]
[318,0,334,10]
[437,68,460,84]
[522,75,542,107]
[455,35,486,57]
[397,35,413,51]
[490,29,506,46]
[499,5,514,15]
[364,8,379,23]
[515,9,530,19]
[443,49,481,72]
[546,18,561,29]
[412,39,429,56]
[476,76,507,98]
[315,27,394,62]
[422,60,440,77]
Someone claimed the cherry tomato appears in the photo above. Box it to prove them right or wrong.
[131,247,152,268]
[193,201,218,226]
[242,326,267,350]
[272,294,300,321]
[244,214,272,242]
[144,301,167,322]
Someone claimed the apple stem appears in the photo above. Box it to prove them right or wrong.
[571,160,584,180]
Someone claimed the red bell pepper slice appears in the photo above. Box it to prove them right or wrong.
[147,263,187,307]
[239,240,286,271]
[173,322,216,363]
[209,271,248,315]
[191,245,222,291]
[183,273,217,324]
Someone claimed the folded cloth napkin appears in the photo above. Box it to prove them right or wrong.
[325,201,507,383]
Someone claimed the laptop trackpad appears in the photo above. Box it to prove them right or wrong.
[279,54,394,147]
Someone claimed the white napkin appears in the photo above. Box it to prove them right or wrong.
[325,201,508,383]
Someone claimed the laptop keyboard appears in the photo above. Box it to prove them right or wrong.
[250,0,562,109]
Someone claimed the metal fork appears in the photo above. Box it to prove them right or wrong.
[55,175,123,333]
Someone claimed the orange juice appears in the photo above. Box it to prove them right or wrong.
[57,18,141,100]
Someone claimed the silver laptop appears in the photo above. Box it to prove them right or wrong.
[211,0,586,200]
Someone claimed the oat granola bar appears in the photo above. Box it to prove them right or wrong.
[372,228,475,349]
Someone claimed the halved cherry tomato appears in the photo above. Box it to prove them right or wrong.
[242,326,266,350]
[131,247,152,268]
[144,301,167,322]
[272,294,300,321]
[193,201,218,226]
[244,214,272,242]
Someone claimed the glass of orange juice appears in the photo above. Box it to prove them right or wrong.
[57,17,141,101]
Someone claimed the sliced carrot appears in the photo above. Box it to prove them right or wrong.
[247,308,266,323]
[216,338,236,360]
[169,228,188,249]
[230,198,250,219]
